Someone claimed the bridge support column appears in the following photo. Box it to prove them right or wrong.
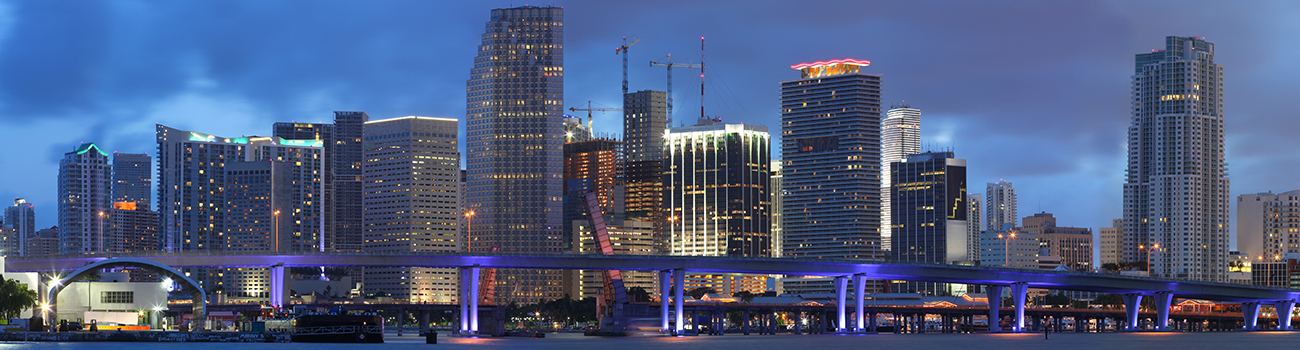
[1276,300,1295,330]
[469,266,480,334]
[659,270,670,333]
[743,309,750,335]
[1154,291,1173,331]
[419,310,430,334]
[1010,282,1027,332]
[987,285,1004,332]
[1122,293,1142,331]
[853,274,866,332]
[458,267,469,334]
[833,276,847,332]
[270,263,285,309]
[673,269,685,334]
[1242,302,1261,331]
[869,312,877,333]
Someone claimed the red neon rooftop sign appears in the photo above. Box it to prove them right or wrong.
[790,58,871,70]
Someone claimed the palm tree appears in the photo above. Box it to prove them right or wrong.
[733,291,757,304]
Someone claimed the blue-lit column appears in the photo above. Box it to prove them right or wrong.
[270,264,285,309]
[673,269,685,334]
[1010,282,1027,332]
[660,270,670,333]
[987,285,1003,332]
[1153,291,1173,331]
[459,267,469,334]
[469,266,480,334]
[1242,302,1261,331]
[853,274,866,332]
[834,276,848,332]
[1276,300,1296,330]
[1122,293,1142,331]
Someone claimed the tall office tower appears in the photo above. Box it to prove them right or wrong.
[986,180,1017,231]
[332,112,369,252]
[882,104,921,251]
[157,125,324,289]
[780,58,880,293]
[466,5,565,304]
[1123,36,1229,281]
[562,139,624,250]
[273,121,334,252]
[966,193,983,264]
[890,152,967,294]
[1237,190,1300,263]
[770,160,784,258]
[664,121,771,257]
[624,90,669,254]
[5,198,35,256]
[111,153,152,210]
[362,117,461,302]
[221,161,292,300]
[1021,212,1093,271]
[1099,219,1122,268]
[58,143,112,254]
[106,201,159,253]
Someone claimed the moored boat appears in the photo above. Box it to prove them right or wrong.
[290,314,384,343]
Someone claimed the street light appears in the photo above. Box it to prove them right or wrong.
[98,211,105,253]
[1140,243,1159,277]
[997,231,1016,267]
[273,210,281,253]
[465,210,476,252]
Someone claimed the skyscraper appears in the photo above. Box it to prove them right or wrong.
[1123,36,1228,281]
[986,180,1017,231]
[1236,191,1300,263]
[112,153,152,210]
[272,121,334,252]
[562,139,623,251]
[890,151,968,265]
[466,5,565,304]
[58,143,112,254]
[780,58,883,266]
[4,198,35,256]
[770,160,784,258]
[624,90,669,254]
[362,117,462,302]
[966,193,983,264]
[882,104,921,251]
[334,111,369,252]
[106,201,159,254]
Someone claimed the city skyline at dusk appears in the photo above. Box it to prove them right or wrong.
[3,1,1300,250]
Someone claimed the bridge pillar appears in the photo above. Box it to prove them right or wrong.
[1122,293,1142,331]
[1275,300,1296,330]
[419,310,430,334]
[469,266,480,334]
[834,275,847,332]
[458,267,468,334]
[1242,302,1261,331]
[987,285,1004,332]
[1153,291,1173,331]
[1010,282,1027,332]
[743,309,750,335]
[270,263,285,309]
[869,312,877,333]
[673,269,685,334]
[853,274,866,332]
[659,270,670,333]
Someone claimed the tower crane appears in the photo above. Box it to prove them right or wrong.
[650,38,705,126]
[568,100,622,133]
[616,36,641,95]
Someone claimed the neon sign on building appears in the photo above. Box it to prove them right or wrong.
[790,58,871,79]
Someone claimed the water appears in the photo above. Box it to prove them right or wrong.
[2,331,1297,349]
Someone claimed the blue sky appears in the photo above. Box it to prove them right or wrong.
[2,1,1299,251]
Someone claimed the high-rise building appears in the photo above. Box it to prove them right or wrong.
[986,180,1017,231]
[890,151,968,295]
[1021,212,1093,271]
[562,139,623,251]
[4,198,35,256]
[1123,36,1229,281]
[221,160,293,301]
[272,121,334,252]
[106,201,159,254]
[1100,219,1122,267]
[111,153,152,210]
[770,160,784,258]
[624,90,669,255]
[780,58,882,262]
[58,143,112,254]
[333,112,369,252]
[967,193,983,264]
[1237,190,1300,263]
[362,117,461,302]
[882,104,921,251]
[465,5,565,304]
[664,121,771,258]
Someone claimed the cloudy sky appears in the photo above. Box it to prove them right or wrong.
[2,1,1298,250]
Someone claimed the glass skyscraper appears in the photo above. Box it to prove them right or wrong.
[465,6,565,303]
[111,153,152,210]
[881,105,920,251]
[1123,36,1228,282]
[663,121,771,258]
[58,143,112,254]
[890,151,967,295]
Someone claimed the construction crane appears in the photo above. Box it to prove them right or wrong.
[568,100,622,132]
[650,37,705,126]
[616,36,641,95]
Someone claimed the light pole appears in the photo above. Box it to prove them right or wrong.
[997,231,1016,267]
[273,210,280,252]
[1140,243,1159,277]
[464,210,475,252]
[97,211,105,253]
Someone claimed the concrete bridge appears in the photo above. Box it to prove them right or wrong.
[10,251,1298,334]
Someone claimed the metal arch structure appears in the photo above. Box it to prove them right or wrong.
[46,258,208,319]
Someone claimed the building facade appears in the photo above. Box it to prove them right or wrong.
[1021,212,1093,271]
[362,117,461,302]
[664,121,771,258]
[58,143,112,254]
[567,219,657,300]
[980,228,1040,269]
[770,160,784,258]
[890,151,968,295]
[562,139,624,251]
[111,153,152,210]
[465,5,565,304]
[1122,36,1229,281]
[1100,219,1122,267]
[967,193,983,264]
[624,90,669,255]
[333,112,370,252]
[986,180,1017,231]
[106,201,159,254]
[882,104,921,251]
[4,198,35,256]
[1236,190,1300,264]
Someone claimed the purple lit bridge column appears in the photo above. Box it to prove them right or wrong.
[1010,282,1027,332]
[853,274,866,332]
[1154,291,1173,331]
[660,270,670,333]
[987,285,1003,332]
[270,263,285,309]
[1242,301,1261,331]
[1276,300,1296,330]
[458,265,481,334]
[674,269,685,334]
[834,276,848,332]
[1122,293,1143,331]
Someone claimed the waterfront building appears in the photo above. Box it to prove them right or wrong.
[986,180,1017,231]
[4,198,35,256]
[465,5,565,304]
[111,153,152,210]
[1123,36,1229,281]
[362,117,461,303]
[1021,212,1093,271]
[882,104,921,251]
[58,143,112,254]
[106,201,159,253]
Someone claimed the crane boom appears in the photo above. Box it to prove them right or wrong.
[650,51,704,126]
[616,36,641,95]
[568,100,622,135]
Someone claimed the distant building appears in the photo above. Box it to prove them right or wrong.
[986,180,1017,231]
[882,104,921,251]
[566,219,657,300]
[1021,212,1093,271]
[1236,190,1300,263]
[562,139,624,251]
[890,151,967,295]
[1250,253,1300,288]
[106,201,159,253]
[58,143,112,254]
[331,112,370,252]
[770,160,784,258]
[980,225,1039,270]
[4,198,35,256]
[967,193,983,264]
[1100,219,1122,267]
[27,226,59,257]
[111,153,152,210]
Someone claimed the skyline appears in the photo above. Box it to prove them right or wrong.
[3,1,1300,249]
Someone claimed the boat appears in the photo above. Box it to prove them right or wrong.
[290,314,384,343]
